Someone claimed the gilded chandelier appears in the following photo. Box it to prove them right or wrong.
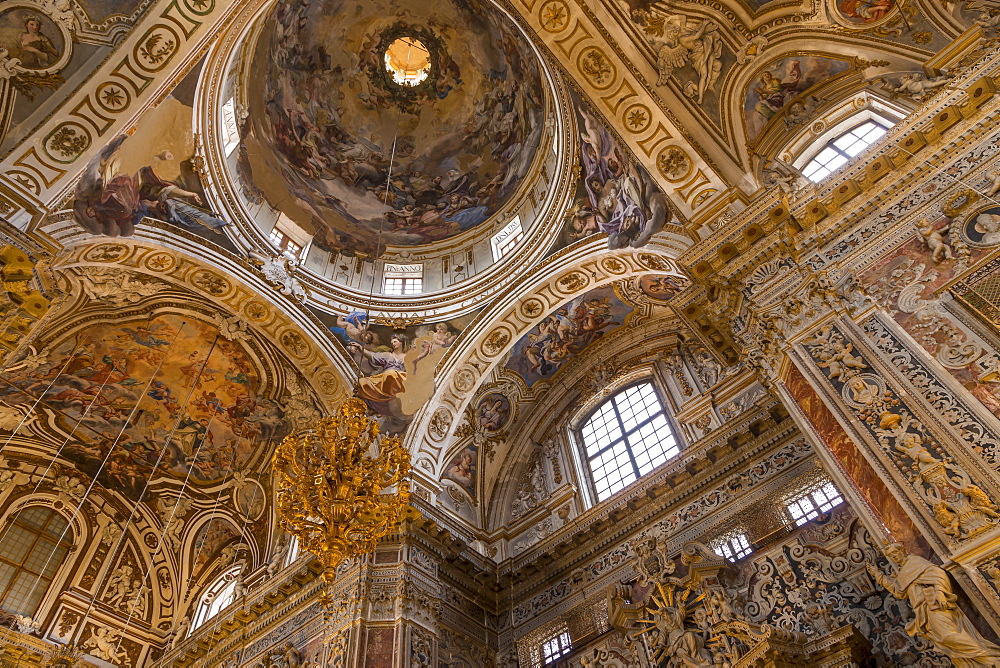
[273,398,411,584]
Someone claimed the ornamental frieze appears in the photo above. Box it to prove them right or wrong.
[802,323,1000,543]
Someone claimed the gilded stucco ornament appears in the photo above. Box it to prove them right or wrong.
[915,218,954,263]
[804,325,1000,541]
[867,543,1000,665]
[886,72,953,103]
[247,251,307,301]
[273,398,411,585]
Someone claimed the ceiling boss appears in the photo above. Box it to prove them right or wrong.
[272,398,411,589]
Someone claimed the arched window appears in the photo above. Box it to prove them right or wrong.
[0,507,72,617]
[579,382,678,502]
[801,119,891,182]
[191,567,241,632]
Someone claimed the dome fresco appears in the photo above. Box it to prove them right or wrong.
[246,0,547,255]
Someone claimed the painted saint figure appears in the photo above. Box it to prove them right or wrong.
[349,333,409,413]
[17,15,58,69]
[839,0,894,23]
[74,136,228,237]
[753,61,802,122]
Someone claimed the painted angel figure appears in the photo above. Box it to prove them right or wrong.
[654,15,723,104]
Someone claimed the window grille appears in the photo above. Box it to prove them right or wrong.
[0,507,72,617]
[787,482,844,526]
[714,532,753,562]
[383,263,423,295]
[540,630,572,665]
[579,382,678,502]
[802,120,890,182]
[191,567,241,632]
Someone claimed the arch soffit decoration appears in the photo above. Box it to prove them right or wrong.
[558,0,963,182]
[479,340,680,533]
[410,241,690,482]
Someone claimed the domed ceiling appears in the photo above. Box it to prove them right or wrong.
[245,0,546,255]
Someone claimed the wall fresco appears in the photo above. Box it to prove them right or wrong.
[835,0,896,24]
[744,55,851,143]
[443,445,477,498]
[621,2,735,129]
[475,392,511,432]
[639,273,689,302]
[554,91,670,254]
[191,517,240,576]
[70,59,235,249]
[318,309,475,434]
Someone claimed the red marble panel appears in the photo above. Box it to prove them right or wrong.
[785,365,932,557]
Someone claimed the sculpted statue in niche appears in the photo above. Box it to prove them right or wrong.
[975,9,1000,33]
[510,448,548,521]
[891,429,999,540]
[761,160,807,195]
[84,626,129,666]
[867,543,1000,666]
[267,536,289,578]
[266,641,303,667]
[104,563,136,609]
[986,171,1000,198]
[54,473,85,502]
[168,615,190,649]
[805,326,866,382]
[689,345,723,390]
[14,614,40,634]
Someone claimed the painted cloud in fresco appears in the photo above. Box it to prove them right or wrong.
[246,0,545,255]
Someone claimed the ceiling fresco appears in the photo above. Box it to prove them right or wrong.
[549,91,671,255]
[315,307,479,434]
[503,284,637,389]
[77,0,152,23]
[0,10,106,159]
[0,314,292,500]
[69,58,237,248]
[242,0,546,255]
[744,55,852,143]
